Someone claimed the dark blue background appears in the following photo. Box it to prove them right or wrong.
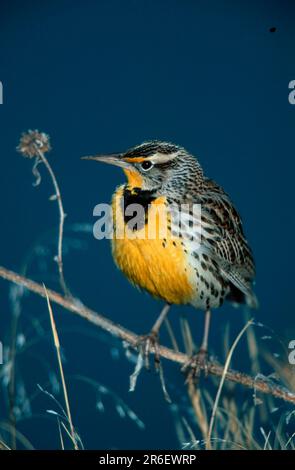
[0,0,294,449]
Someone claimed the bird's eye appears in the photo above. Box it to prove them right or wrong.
[140,161,153,171]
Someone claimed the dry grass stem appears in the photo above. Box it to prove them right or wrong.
[206,319,254,448]
[43,284,78,450]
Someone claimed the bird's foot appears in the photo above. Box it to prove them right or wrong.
[136,330,160,371]
[181,348,209,384]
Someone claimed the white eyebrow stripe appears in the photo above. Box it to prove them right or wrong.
[147,152,178,164]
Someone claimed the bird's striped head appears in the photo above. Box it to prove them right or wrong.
[82,141,204,195]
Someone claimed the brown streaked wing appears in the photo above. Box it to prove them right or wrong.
[193,178,257,306]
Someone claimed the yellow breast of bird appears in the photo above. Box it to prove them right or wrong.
[111,186,194,305]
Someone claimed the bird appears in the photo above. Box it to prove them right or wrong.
[83,141,257,375]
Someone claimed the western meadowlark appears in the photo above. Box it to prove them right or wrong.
[83,141,257,375]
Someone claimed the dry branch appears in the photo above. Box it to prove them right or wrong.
[0,265,295,405]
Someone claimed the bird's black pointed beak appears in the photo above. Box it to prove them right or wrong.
[81,153,131,169]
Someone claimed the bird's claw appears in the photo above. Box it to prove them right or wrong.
[136,331,160,371]
[181,348,209,384]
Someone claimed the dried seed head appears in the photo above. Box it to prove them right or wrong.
[17,129,51,158]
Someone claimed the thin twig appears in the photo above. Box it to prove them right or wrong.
[0,265,295,405]
[43,284,78,450]
[34,146,69,297]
